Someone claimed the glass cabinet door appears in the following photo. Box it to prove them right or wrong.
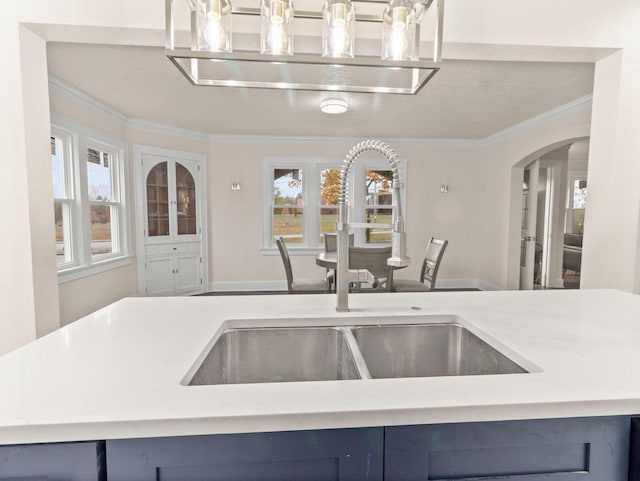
[146,162,170,237]
[175,162,197,236]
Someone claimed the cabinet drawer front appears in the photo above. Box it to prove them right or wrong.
[107,428,383,481]
[0,441,104,480]
[146,243,199,256]
[385,416,630,481]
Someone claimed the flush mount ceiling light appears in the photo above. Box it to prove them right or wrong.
[167,0,444,94]
[321,98,349,114]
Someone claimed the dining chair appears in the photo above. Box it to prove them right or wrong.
[275,237,330,294]
[323,232,354,252]
[348,245,392,292]
[388,237,448,292]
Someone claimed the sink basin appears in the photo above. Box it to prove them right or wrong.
[189,327,362,385]
[185,318,529,385]
[351,323,527,379]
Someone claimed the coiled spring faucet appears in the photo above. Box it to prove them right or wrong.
[336,140,411,311]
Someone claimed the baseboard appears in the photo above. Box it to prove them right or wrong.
[209,280,287,292]
[438,278,502,291]
[209,278,502,293]
[547,277,565,289]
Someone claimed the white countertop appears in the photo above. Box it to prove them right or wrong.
[1,289,640,445]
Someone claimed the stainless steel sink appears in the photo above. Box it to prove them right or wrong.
[185,318,528,385]
[351,323,527,379]
[189,327,363,385]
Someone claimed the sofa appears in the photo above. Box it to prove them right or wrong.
[563,233,583,273]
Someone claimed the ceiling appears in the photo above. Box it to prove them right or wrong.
[46,42,595,140]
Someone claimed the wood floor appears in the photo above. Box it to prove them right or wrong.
[197,288,480,296]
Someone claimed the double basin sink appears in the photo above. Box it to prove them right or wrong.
[185,316,529,385]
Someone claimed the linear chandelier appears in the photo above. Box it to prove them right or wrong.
[166,0,444,94]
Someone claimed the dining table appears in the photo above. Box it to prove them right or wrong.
[314,250,407,292]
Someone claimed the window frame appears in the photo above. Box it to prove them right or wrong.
[51,126,78,270]
[51,115,131,283]
[262,156,407,254]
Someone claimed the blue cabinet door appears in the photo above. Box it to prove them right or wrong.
[0,440,104,480]
[107,427,383,481]
[385,416,630,481]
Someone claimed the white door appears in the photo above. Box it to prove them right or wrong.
[174,254,201,294]
[145,257,175,296]
[520,159,539,290]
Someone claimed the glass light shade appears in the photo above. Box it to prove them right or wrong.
[193,0,233,53]
[320,98,349,114]
[322,0,355,58]
[260,0,294,55]
[381,0,417,61]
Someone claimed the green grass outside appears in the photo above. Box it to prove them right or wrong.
[274,213,392,243]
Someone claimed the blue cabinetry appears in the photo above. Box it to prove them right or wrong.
[106,427,383,481]
[385,416,630,481]
[0,440,104,480]
[1,417,632,480]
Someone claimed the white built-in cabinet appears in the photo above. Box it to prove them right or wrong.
[135,147,207,296]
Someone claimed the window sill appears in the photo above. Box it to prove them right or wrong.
[58,255,134,284]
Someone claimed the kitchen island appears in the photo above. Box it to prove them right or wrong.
[1,289,639,479]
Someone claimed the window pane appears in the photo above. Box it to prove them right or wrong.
[273,168,303,243]
[365,207,393,243]
[572,209,585,234]
[365,170,393,243]
[87,148,113,201]
[54,201,69,264]
[273,208,304,243]
[320,169,340,241]
[90,205,113,255]
[51,137,65,198]
[572,180,587,209]
[176,163,197,235]
[147,162,169,237]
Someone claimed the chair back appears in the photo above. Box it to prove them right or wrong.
[419,237,448,289]
[275,237,294,293]
[323,232,354,252]
[349,246,392,280]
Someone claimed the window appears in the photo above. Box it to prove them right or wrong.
[263,157,406,252]
[51,118,130,281]
[273,168,304,244]
[51,132,75,267]
[363,169,393,243]
[566,176,587,234]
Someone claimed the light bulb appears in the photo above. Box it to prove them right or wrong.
[389,24,408,60]
[204,17,226,51]
[322,0,355,58]
[381,0,416,61]
[193,0,232,52]
[261,0,294,55]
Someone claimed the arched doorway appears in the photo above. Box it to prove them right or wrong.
[507,137,589,290]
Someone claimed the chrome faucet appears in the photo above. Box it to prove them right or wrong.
[336,140,410,311]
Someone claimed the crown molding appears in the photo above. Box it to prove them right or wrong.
[479,94,593,146]
[126,118,210,142]
[48,75,592,148]
[48,75,128,124]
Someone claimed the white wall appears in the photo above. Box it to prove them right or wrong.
[3,0,640,355]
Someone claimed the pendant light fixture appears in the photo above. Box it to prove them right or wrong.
[381,0,417,61]
[322,0,356,58]
[260,0,295,55]
[168,0,444,94]
[193,0,232,53]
